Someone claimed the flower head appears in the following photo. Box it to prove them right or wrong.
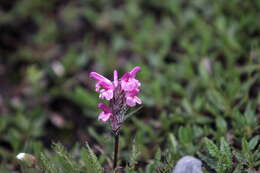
[90,66,142,133]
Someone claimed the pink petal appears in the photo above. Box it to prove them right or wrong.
[126,96,136,107]
[121,78,140,91]
[98,103,112,113]
[98,112,112,122]
[113,70,118,87]
[129,66,141,77]
[95,82,101,91]
[129,88,140,95]
[125,93,142,107]
[121,72,130,81]
[125,88,139,97]
[89,72,113,88]
[134,96,142,104]
[121,80,134,91]
[99,89,114,100]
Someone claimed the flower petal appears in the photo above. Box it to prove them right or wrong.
[121,72,130,81]
[113,70,118,87]
[121,78,140,91]
[89,72,113,88]
[99,89,113,100]
[98,103,112,113]
[98,112,112,122]
[130,88,140,95]
[121,80,133,91]
[126,96,136,107]
[134,96,142,104]
[129,66,141,78]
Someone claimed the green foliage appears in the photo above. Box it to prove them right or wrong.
[204,137,260,173]
[204,138,220,158]
[19,143,104,173]
[204,138,232,173]
[235,136,260,169]
[40,153,60,173]
[53,143,80,173]
[81,143,104,173]
[38,143,81,173]
[125,141,140,173]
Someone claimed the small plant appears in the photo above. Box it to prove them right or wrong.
[89,66,142,170]
[17,142,104,173]
[203,137,233,173]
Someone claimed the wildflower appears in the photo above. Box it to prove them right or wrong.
[89,66,141,133]
[90,66,142,170]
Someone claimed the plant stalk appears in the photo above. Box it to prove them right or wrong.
[113,134,119,170]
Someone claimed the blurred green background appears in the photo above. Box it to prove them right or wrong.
[0,0,259,172]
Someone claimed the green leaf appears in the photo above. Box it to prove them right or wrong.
[81,142,104,173]
[52,143,80,173]
[216,117,227,134]
[178,126,193,144]
[248,135,259,151]
[39,153,60,173]
[126,140,140,173]
[155,148,161,161]
[124,106,143,120]
[219,138,232,172]
[204,138,220,158]
[169,133,178,154]
[220,138,231,158]
[242,138,250,154]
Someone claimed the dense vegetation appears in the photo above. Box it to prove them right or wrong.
[0,0,259,172]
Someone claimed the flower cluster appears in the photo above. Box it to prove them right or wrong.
[90,66,141,133]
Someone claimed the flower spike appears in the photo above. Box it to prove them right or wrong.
[89,66,142,130]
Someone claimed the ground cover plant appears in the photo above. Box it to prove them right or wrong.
[0,0,260,172]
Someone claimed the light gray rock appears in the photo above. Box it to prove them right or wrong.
[172,156,203,173]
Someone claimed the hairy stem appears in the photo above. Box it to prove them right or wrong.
[113,134,119,170]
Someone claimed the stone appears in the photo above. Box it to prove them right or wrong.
[172,156,203,173]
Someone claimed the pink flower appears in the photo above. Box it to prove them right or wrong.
[121,66,141,92]
[89,72,115,100]
[98,103,112,122]
[90,66,142,129]
[125,89,142,107]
